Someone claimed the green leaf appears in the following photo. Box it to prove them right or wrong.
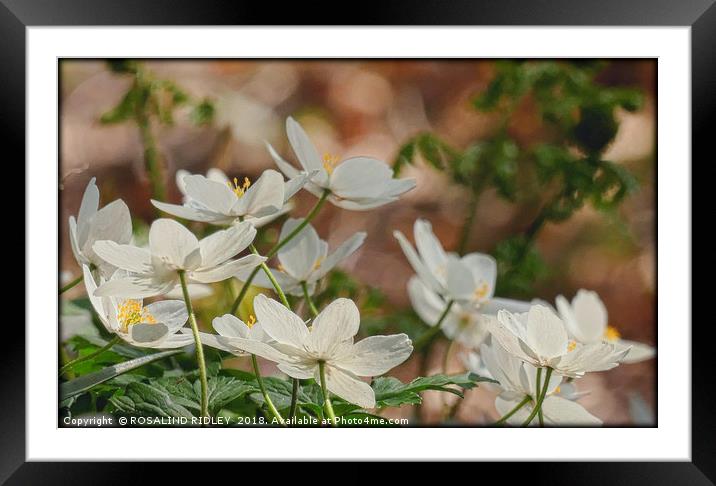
[190,99,215,126]
[100,86,141,124]
[393,133,456,175]
[60,349,182,401]
[205,376,256,413]
[372,372,495,408]
[109,381,195,419]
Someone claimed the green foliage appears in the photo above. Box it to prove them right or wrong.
[60,334,491,426]
[473,60,643,151]
[393,61,644,297]
[493,236,548,297]
[100,61,215,128]
[371,372,494,407]
[60,349,182,401]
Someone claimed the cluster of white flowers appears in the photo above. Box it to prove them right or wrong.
[64,115,654,426]
[66,117,416,416]
[395,220,655,426]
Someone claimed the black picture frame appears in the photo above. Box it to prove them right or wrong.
[8,0,706,480]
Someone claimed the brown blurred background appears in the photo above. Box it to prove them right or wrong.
[59,60,656,425]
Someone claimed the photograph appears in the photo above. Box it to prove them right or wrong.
[58,58,657,428]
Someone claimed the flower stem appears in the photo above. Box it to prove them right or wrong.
[245,244,297,426]
[59,335,121,375]
[268,190,329,259]
[413,300,455,351]
[536,368,545,427]
[288,378,299,421]
[318,360,338,427]
[457,193,479,255]
[301,281,319,317]
[521,367,552,427]
[178,270,209,420]
[251,354,286,426]
[229,190,329,315]
[250,244,290,308]
[494,395,532,426]
[134,71,166,204]
[59,274,84,295]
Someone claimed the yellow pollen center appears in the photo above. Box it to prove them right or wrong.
[474,283,489,301]
[604,325,621,342]
[246,315,256,329]
[554,386,561,394]
[567,340,577,352]
[322,153,339,175]
[313,256,325,270]
[228,176,252,197]
[117,299,156,332]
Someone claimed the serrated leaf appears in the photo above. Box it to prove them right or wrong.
[110,381,195,419]
[206,376,256,413]
[372,372,495,408]
[60,350,182,401]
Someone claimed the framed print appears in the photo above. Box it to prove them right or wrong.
[9,0,706,479]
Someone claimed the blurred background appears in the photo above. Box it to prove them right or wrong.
[59,59,656,425]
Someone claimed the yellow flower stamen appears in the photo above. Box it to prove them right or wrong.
[246,315,257,329]
[567,340,577,352]
[117,299,156,332]
[554,386,561,394]
[604,325,621,342]
[474,282,489,301]
[322,153,339,175]
[313,256,325,270]
[228,176,252,197]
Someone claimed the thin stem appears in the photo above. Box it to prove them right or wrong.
[59,274,83,295]
[288,378,299,421]
[521,367,553,427]
[457,193,479,254]
[243,244,298,426]
[229,190,329,315]
[536,367,545,427]
[301,281,319,317]
[250,244,290,307]
[413,300,455,351]
[494,395,532,426]
[442,339,458,375]
[59,335,121,375]
[230,266,261,315]
[267,190,329,259]
[135,74,166,203]
[318,361,337,427]
[178,270,209,420]
[251,354,286,427]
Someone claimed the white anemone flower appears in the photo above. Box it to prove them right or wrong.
[462,347,590,401]
[237,218,366,296]
[92,218,265,298]
[556,289,655,364]
[267,117,416,210]
[471,341,602,426]
[68,177,132,276]
[152,168,310,228]
[487,305,630,378]
[83,266,193,348]
[227,294,413,409]
[408,275,533,348]
[193,313,273,356]
[395,219,519,309]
